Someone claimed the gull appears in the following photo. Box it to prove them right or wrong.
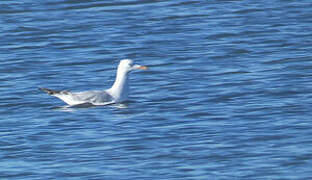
[39,59,147,106]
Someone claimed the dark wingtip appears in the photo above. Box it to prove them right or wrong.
[39,87,55,95]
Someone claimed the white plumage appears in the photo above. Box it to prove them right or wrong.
[40,59,147,106]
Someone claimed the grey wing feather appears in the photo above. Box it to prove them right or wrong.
[72,90,113,104]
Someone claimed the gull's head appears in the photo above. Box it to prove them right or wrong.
[118,59,148,73]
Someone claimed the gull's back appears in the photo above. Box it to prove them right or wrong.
[55,90,113,106]
[73,90,113,104]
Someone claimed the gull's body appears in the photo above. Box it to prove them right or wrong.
[40,59,147,106]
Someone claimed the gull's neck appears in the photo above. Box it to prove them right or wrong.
[107,69,129,102]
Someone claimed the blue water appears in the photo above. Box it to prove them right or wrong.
[1,0,312,179]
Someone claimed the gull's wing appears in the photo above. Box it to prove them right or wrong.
[71,90,113,105]
[40,88,113,106]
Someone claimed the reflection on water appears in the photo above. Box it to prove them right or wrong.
[51,102,129,112]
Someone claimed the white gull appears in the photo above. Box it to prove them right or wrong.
[40,59,147,106]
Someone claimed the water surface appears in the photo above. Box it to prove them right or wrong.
[1,0,312,179]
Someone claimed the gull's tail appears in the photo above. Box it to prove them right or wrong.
[39,87,62,95]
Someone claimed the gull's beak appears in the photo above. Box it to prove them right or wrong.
[133,65,148,70]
